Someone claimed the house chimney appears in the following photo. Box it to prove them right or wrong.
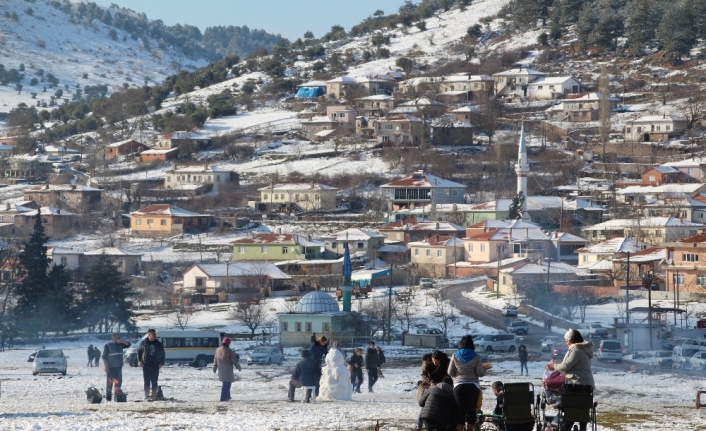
[5,203,9,210]
[45,184,49,189]
[436,222,439,230]
[57,209,60,214]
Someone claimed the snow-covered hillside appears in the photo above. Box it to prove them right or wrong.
[0,0,208,112]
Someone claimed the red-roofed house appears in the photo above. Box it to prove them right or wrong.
[664,232,706,294]
[106,139,148,161]
[130,204,212,237]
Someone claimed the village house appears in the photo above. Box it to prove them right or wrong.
[130,204,212,237]
[450,105,481,122]
[492,67,547,98]
[615,183,706,206]
[576,237,651,266]
[409,236,465,278]
[378,219,465,245]
[624,115,687,142]
[0,201,37,224]
[546,92,620,122]
[176,262,292,302]
[47,246,82,271]
[81,247,143,276]
[380,170,466,211]
[326,76,358,99]
[641,166,699,186]
[664,232,706,294]
[430,116,473,146]
[321,228,386,258]
[231,233,325,261]
[437,74,494,103]
[356,95,395,117]
[354,75,397,95]
[164,165,238,193]
[525,76,581,100]
[139,148,179,163]
[463,219,552,263]
[0,143,13,159]
[40,144,80,159]
[154,131,211,150]
[390,99,446,117]
[300,105,356,140]
[1,154,51,181]
[23,184,102,212]
[106,139,148,160]
[374,114,423,145]
[257,182,338,212]
[663,157,706,181]
[498,261,579,295]
[582,216,703,244]
[14,207,78,237]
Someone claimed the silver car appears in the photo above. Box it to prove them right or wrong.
[32,349,67,376]
[246,346,283,365]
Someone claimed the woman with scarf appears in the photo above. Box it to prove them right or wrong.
[416,350,453,430]
[448,335,486,431]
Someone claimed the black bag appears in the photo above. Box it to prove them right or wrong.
[115,392,127,403]
[85,386,102,404]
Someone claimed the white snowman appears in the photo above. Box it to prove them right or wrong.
[317,347,353,401]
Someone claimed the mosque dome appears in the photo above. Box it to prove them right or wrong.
[295,291,340,313]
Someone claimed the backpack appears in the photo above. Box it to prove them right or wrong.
[85,386,102,404]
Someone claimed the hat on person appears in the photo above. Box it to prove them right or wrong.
[222,337,231,346]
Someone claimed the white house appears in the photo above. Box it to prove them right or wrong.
[321,228,386,256]
[624,115,688,142]
[526,76,581,100]
[164,165,238,192]
[492,67,547,98]
[0,143,13,159]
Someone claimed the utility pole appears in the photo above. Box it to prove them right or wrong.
[673,269,678,326]
[625,251,630,324]
[545,257,551,294]
[647,264,653,350]
[497,244,501,299]
[387,263,393,346]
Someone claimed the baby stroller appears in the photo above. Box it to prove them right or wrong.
[542,370,565,406]
[538,384,597,431]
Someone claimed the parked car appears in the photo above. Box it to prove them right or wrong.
[689,351,706,371]
[444,348,489,363]
[419,278,434,289]
[32,349,67,376]
[672,346,700,369]
[506,320,529,335]
[596,340,623,363]
[552,343,568,360]
[651,351,674,368]
[541,336,559,352]
[373,327,403,341]
[679,338,706,353]
[502,305,518,317]
[246,346,284,366]
[474,333,517,353]
[577,323,609,339]
[416,328,443,335]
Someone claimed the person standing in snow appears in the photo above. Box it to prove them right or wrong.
[518,344,529,376]
[447,335,486,431]
[348,347,364,393]
[309,335,329,366]
[213,337,241,402]
[102,333,131,401]
[137,328,165,400]
[365,341,379,393]
[93,346,101,366]
[376,345,386,375]
[547,329,594,431]
[87,344,94,367]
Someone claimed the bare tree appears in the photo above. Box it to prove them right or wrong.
[393,291,419,333]
[168,308,193,330]
[359,297,398,337]
[558,291,579,321]
[231,299,271,339]
[676,95,705,130]
[430,291,457,341]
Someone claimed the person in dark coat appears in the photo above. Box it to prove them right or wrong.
[419,376,457,431]
[87,344,94,367]
[288,350,322,402]
[348,347,364,393]
[102,333,131,401]
[93,347,101,366]
[365,341,379,393]
[518,344,528,376]
[491,381,505,428]
[309,335,329,365]
[137,328,165,400]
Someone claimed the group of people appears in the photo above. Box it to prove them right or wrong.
[94,330,166,401]
[347,340,385,393]
[416,329,595,431]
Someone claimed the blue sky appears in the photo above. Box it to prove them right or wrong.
[91,0,410,40]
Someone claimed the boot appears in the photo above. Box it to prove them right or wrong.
[144,389,151,400]
[151,389,158,400]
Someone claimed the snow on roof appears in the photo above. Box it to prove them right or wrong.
[274,257,344,266]
[565,92,619,102]
[408,236,465,247]
[381,171,466,189]
[617,183,705,195]
[167,165,233,173]
[664,157,706,168]
[397,98,444,107]
[131,204,207,217]
[298,80,327,87]
[27,185,102,192]
[438,90,470,96]
[359,94,394,100]
[652,166,680,174]
[380,221,465,232]
[107,139,145,148]
[258,183,337,191]
[83,247,143,256]
[583,216,704,230]
[577,259,614,271]
[323,228,386,241]
[451,105,481,113]
[16,206,76,216]
[431,116,473,128]
[493,68,547,77]
[627,115,686,123]
[302,115,335,124]
[380,113,421,122]
[326,76,357,84]
[231,233,297,245]
[503,261,578,275]
[315,129,337,137]
[527,76,577,86]
[140,148,179,155]
[453,257,526,268]
[43,144,79,154]
[548,232,588,243]
[613,247,666,263]
[576,237,650,254]
[190,262,291,279]
[468,219,541,230]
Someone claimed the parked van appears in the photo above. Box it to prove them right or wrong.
[474,333,517,353]
[124,330,221,367]
[596,339,622,363]
[672,345,700,369]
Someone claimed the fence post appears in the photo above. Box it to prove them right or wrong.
[697,390,706,409]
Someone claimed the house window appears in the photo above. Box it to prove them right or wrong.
[480,244,485,252]
[238,246,245,254]
[697,275,706,286]
[538,86,543,90]
[136,219,142,226]
[60,257,67,266]
[322,322,330,332]
[315,194,320,201]
[195,277,204,287]
[294,194,300,200]
[386,124,393,130]
[295,322,302,332]
[264,194,269,200]
[425,249,431,257]
[281,322,289,332]
[683,253,698,262]
[382,136,390,142]
[436,250,443,257]
[357,242,364,249]
[649,175,656,182]
[147,219,153,225]
[666,125,671,131]
[262,246,269,254]
[626,127,631,133]
[305,322,312,332]
[673,273,685,286]
[282,246,289,254]
[453,190,458,196]
[160,219,167,226]
[414,248,419,256]
[468,244,473,252]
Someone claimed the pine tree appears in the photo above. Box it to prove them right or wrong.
[594,0,624,51]
[561,0,590,24]
[81,254,136,333]
[14,209,76,334]
[508,192,526,220]
[657,2,696,62]
[625,0,661,53]
[575,3,598,50]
